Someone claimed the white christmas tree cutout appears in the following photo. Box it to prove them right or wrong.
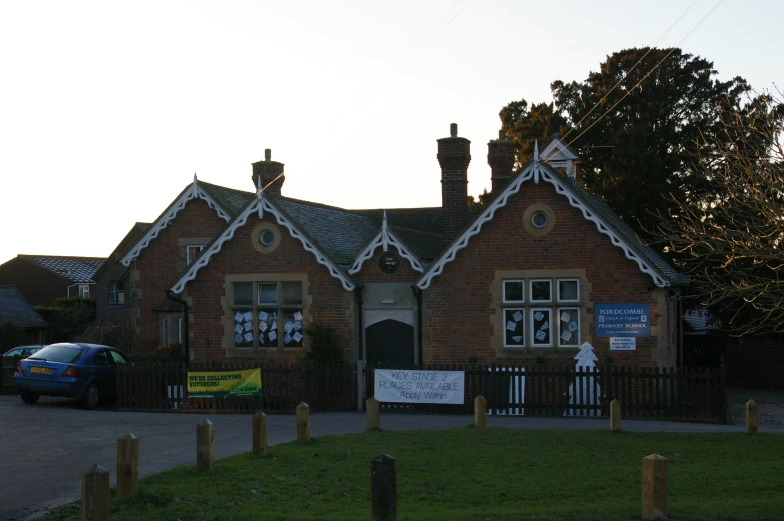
[565,341,602,416]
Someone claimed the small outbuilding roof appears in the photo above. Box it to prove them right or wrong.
[0,285,48,328]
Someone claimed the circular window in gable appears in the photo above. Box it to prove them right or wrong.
[522,203,555,236]
[532,211,548,229]
[260,230,275,246]
[251,222,281,253]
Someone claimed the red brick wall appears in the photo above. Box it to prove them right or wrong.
[422,181,671,367]
[131,198,229,349]
[183,213,353,361]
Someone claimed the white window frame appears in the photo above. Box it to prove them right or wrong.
[556,306,581,347]
[530,307,553,347]
[557,278,580,303]
[503,307,526,348]
[79,284,90,299]
[108,282,118,304]
[186,244,206,265]
[502,280,525,304]
[529,279,552,303]
[232,280,304,349]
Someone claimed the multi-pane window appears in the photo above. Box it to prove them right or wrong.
[79,284,90,298]
[503,278,580,348]
[109,281,125,304]
[232,281,304,348]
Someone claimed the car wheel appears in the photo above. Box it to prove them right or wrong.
[20,392,39,404]
[83,383,100,410]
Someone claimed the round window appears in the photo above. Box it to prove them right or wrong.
[260,230,275,246]
[532,211,548,229]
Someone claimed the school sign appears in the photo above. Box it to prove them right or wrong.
[594,303,650,338]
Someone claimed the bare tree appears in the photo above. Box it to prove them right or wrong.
[658,93,784,335]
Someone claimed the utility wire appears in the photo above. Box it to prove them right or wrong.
[545,0,699,158]
[553,0,725,158]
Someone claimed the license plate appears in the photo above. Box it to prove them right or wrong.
[30,367,52,374]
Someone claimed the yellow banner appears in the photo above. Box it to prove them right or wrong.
[187,369,262,398]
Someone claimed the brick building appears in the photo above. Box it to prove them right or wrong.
[111,125,686,367]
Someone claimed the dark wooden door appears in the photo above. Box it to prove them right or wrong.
[365,319,414,365]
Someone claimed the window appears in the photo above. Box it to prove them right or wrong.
[502,277,582,348]
[161,317,169,345]
[178,317,183,344]
[186,245,205,266]
[109,281,125,304]
[109,350,128,364]
[232,280,304,348]
[79,284,90,298]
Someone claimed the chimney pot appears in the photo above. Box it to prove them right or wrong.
[450,123,458,137]
[265,149,271,161]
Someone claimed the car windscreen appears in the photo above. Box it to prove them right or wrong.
[27,346,84,364]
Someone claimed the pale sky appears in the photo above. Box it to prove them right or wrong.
[1,0,781,266]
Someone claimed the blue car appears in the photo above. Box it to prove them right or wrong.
[14,343,129,409]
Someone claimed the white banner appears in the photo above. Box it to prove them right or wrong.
[374,369,465,404]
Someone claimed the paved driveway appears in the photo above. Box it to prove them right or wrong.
[1,395,780,520]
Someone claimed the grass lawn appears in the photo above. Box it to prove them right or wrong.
[39,427,783,521]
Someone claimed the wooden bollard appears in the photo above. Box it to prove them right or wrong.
[81,464,109,521]
[746,400,758,434]
[367,397,381,431]
[253,410,268,456]
[296,402,310,441]
[371,454,397,521]
[196,419,214,471]
[642,454,668,521]
[610,399,621,432]
[474,395,487,429]
[116,432,139,499]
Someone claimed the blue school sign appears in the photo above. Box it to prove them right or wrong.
[594,303,650,338]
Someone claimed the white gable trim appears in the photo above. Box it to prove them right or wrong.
[349,231,424,275]
[415,162,669,290]
[121,177,230,267]
[170,197,355,294]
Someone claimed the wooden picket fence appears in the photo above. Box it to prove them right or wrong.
[116,360,358,413]
[363,364,727,422]
[116,360,726,422]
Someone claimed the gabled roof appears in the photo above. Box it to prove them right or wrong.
[18,255,105,283]
[541,134,581,168]
[0,285,48,328]
[93,222,151,281]
[415,145,686,290]
[170,190,357,293]
[349,212,424,274]
[121,176,249,267]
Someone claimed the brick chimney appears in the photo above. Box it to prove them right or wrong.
[438,123,471,241]
[487,129,515,192]
[252,149,284,196]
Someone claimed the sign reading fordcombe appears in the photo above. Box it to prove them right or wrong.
[594,303,650,338]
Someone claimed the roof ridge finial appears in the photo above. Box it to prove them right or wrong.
[534,140,539,163]
[257,175,264,219]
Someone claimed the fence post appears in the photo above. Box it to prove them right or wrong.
[746,400,758,434]
[116,432,139,499]
[474,395,487,428]
[610,399,621,432]
[371,454,397,521]
[642,454,668,521]
[81,463,109,521]
[366,397,380,431]
[196,419,214,471]
[253,410,268,456]
[296,402,310,441]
